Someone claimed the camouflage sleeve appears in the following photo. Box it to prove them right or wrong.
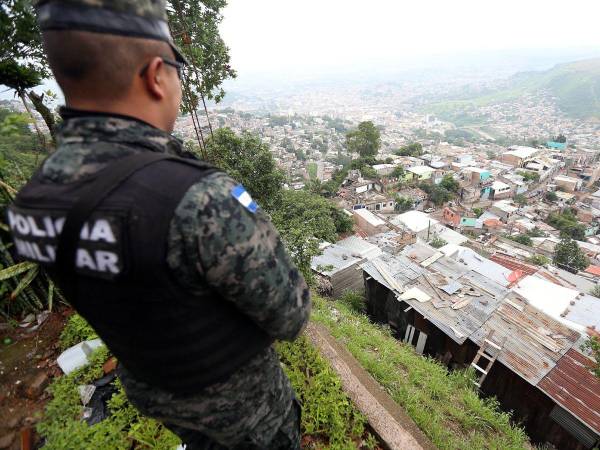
[167,171,311,341]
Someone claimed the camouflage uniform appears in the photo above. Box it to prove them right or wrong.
[43,112,311,449]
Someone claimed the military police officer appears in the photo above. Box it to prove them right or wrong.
[9,1,311,448]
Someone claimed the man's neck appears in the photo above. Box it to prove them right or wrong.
[64,99,167,131]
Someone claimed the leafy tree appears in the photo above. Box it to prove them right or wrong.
[205,128,284,211]
[545,191,558,202]
[554,134,567,144]
[395,143,423,157]
[391,166,405,179]
[509,234,532,246]
[547,209,586,241]
[429,186,454,206]
[360,165,378,180]
[0,0,56,140]
[581,336,600,379]
[0,108,44,187]
[472,207,484,218]
[168,0,236,106]
[518,171,540,183]
[439,174,460,193]
[345,121,381,158]
[526,227,545,238]
[420,181,454,207]
[271,190,353,281]
[527,254,549,266]
[553,237,589,273]
[394,196,413,213]
[514,194,528,206]
[305,178,335,198]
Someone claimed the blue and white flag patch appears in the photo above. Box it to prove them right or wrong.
[231,185,258,213]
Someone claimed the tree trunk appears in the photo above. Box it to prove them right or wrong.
[26,90,56,143]
[18,92,47,164]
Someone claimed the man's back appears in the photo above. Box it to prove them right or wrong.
[12,111,310,448]
[15,1,312,446]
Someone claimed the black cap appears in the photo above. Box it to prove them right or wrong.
[35,0,188,64]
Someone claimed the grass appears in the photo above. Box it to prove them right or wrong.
[312,294,531,450]
[39,314,376,449]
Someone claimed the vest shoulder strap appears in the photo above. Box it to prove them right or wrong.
[55,152,215,291]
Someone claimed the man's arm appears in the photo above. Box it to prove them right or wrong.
[168,171,311,341]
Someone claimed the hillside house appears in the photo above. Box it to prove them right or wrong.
[501,146,541,168]
[554,175,583,193]
[311,243,365,298]
[405,166,435,182]
[361,243,600,449]
[353,208,388,236]
[390,211,439,240]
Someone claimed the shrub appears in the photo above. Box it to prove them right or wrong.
[59,314,99,350]
[527,255,549,266]
[430,234,448,249]
[42,315,375,449]
[338,290,367,314]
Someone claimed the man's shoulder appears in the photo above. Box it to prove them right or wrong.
[41,142,140,183]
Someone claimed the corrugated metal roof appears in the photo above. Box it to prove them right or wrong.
[362,252,505,344]
[311,244,364,276]
[564,294,600,333]
[489,254,538,277]
[470,294,580,386]
[337,236,383,260]
[538,349,600,435]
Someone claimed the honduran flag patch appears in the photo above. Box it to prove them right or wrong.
[231,185,258,213]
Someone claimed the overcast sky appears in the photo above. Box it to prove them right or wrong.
[220,0,600,75]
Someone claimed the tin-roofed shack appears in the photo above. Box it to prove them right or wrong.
[360,241,599,449]
[311,243,365,298]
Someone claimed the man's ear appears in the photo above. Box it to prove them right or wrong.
[141,57,166,100]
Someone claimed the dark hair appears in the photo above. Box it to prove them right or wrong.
[43,30,171,101]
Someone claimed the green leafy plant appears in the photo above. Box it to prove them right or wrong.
[581,336,600,379]
[527,255,550,266]
[430,234,448,249]
[59,314,99,350]
[338,290,367,314]
[42,314,376,449]
[553,237,589,273]
[0,178,65,320]
[589,285,600,299]
[277,336,375,449]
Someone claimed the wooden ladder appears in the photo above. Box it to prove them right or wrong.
[470,331,505,388]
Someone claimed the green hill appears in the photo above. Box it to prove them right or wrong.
[424,58,600,120]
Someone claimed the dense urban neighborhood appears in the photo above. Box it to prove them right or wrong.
[1,1,600,447]
[174,105,600,449]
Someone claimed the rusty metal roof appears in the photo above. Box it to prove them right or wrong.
[470,294,580,386]
[489,253,538,277]
[538,349,600,435]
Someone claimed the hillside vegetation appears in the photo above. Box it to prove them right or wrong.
[39,314,376,450]
[424,58,600,120]
[313,294,531,450]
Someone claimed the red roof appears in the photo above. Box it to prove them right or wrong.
[585,265,600,277]
[490,254,538,277]
[484,219,503,228]
[538,349,600,434]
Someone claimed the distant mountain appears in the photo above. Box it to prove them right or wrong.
[423,58,600,120]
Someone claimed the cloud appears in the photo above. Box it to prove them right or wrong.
[220,0,600,74]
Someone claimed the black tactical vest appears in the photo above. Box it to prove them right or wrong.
[8,153,273,394]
